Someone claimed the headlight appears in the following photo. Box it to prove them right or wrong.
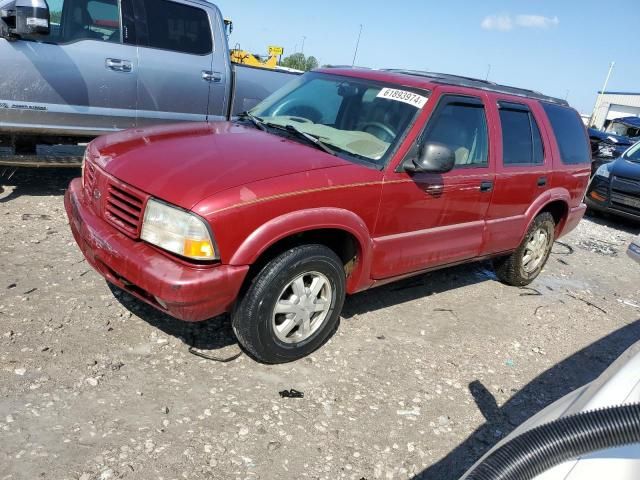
[140,199,217,261]
[595,164,611,179]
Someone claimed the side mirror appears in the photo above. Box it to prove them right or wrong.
[4,0,50,38]
[405,141,455,173]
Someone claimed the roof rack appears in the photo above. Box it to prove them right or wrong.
[324,65,372,70]
[382,69,569,106]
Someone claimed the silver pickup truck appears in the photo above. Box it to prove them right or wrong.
[0,0,298,167]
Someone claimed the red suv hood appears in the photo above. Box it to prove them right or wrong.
[90,122,350,209]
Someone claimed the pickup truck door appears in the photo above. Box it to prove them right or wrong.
[372,90,497,279]
[0,0,138,134]
[133,0,227,126]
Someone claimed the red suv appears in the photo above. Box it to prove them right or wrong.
[65,68,591,363]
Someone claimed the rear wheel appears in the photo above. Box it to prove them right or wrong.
[232,244,346,364]
[493,212,555,286]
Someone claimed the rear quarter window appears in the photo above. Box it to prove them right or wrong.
[542,103,590,165]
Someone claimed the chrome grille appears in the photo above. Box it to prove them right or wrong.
[610,191,640,210]
[84,161,96,190]
[104,182,145,237]
[613,176,640,189]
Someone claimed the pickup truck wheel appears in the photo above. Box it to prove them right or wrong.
[232,244,346,364]
[493,212,555,286]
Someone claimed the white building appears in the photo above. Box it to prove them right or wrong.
[591,91,640,129]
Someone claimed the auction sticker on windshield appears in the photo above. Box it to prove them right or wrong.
[376,88,428,108]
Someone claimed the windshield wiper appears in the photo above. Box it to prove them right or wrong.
[238,111,266,131]
[264,122,337,156]
[318,141,376,163]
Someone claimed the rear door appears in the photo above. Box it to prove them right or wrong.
[133,0,224,126]
[0,0,138,134]
[372,89,497,279]
[483,97,552,254]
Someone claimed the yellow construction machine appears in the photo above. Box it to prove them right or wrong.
[224,18,283,70]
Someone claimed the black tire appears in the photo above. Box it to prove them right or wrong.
[232,244,346,364]
[493,212,555,287]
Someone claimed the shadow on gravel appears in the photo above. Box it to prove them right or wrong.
[0,167,79,202]
[108,258,495,352]
[106,259,495,361]
[413,318,640,480]
[108,283,237,354]
[342,261,494,318]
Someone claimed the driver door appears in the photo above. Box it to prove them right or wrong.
[372,90,497,279]
[0,0,138,133]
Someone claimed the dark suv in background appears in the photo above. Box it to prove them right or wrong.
[586,140,640,222]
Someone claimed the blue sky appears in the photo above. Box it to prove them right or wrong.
[215,0,639,114]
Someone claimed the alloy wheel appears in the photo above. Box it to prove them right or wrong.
[271,271,333,344]
[522,228,550,273]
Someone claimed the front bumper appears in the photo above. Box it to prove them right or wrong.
[585,195,640,222]
[64,178,249,321]
[585,174,640,222]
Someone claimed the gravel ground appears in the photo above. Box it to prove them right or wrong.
[1,168,640,480]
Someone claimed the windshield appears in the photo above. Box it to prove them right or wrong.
[625,142,640,162]
[249,73,428,164]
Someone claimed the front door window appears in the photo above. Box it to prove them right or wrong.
[22,0,122,44]
[420,96,489,168]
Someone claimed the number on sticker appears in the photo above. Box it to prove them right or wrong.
[376,88,428,108]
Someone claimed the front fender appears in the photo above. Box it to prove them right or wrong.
[229,208,374,293]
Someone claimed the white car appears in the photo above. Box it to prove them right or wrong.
[629,235,640,264]
[461,341,640,479]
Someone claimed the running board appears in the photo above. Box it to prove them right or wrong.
[0,155,82,167]
[0,144,85,167]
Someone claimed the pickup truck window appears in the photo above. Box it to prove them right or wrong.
[21,0,121,43]
[249,73,426,165]
[46,0,64,37]
[499,102,544,166]
[140,0,212,55]
[542,102,590,165]
[420,96,488,168]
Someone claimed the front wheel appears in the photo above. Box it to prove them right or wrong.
[493,212,555,286]
[232,244,346,364]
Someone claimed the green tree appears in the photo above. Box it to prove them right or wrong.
[281,53,319,72]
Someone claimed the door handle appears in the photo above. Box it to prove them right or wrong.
[480,180,493,192]
[202,70,222,83]
[105,58,132,72]
[537,176,548,187]
[423,184,444,195]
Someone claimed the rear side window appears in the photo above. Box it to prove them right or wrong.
[499,102,544,166]
[141,0,212,55]
[542,103,590,164]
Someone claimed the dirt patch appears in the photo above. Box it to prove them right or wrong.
[1,170,640,480]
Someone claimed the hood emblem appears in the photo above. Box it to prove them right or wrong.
[93,189,101,200]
